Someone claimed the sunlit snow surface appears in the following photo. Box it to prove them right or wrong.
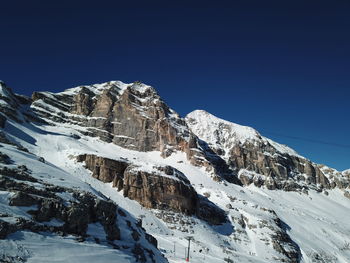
[186,109,300,158]
[1,118,350,263]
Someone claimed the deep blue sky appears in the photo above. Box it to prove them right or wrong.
[1,0,349,170]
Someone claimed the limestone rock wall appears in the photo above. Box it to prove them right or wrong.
[77,154,128,191]
[123,166,198,215]
[77,154,198,215]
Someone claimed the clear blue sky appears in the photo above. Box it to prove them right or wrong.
[1,1,349,170]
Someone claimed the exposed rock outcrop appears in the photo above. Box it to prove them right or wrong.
[76,154,129,191]
[77,154,198,215]
[123,165,198,215]
[230,142,336,191]
[0,164,159,253]
[230,207,301,263]
[0,81,23,123]
[1,166,121,240]
[76,154,230,226]
[196,195,227,225]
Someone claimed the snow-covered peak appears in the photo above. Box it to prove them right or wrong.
[129,81,154,94]
[343,169,350,175]
[60,80,131,97]
[264,137,300,157]
[51,80,157,101]
[186,109,262,146]
[186,109,300,158]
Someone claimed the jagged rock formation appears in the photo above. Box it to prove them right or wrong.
[31,81,197,157]
[0,81,22,123]
[77,154,198,215]
[76,154,129,191]
[186,110,350,191]
[0,81,33,124]
[123,166,198,215]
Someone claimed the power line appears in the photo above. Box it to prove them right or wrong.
[261,130,350,149]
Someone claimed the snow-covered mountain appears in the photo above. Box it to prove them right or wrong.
[186,110,350,192]
[0,80,349,263]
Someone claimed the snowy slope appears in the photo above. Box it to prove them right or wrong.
[0,133,168,263]
[1,116,350,263]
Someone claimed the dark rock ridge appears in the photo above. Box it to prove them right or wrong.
[186,110,350,192]
[77,154,198,215]
[0,81,32,124]
[0,81,22,123]
[0,165,121,241]
[231,142,341,191]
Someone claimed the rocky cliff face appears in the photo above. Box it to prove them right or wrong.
[0,81,34,124]
[186,110,350,192]
[76,154,227,225]
[123,166,198,215]
[343,169,350,177]
[76,154,129,191]
[77,154,198,215]
[31,81,197,157]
